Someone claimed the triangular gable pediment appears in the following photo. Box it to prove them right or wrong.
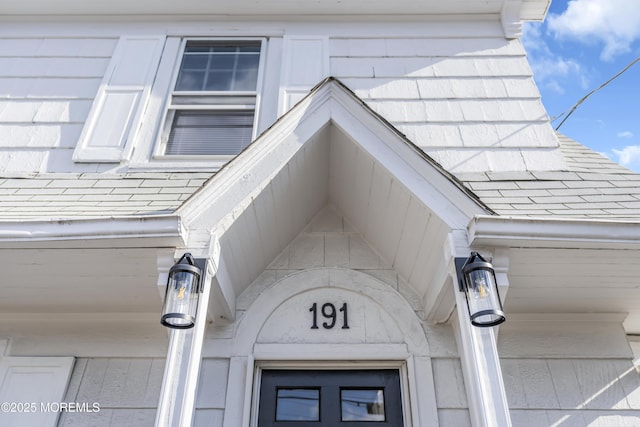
[177,78,491,323]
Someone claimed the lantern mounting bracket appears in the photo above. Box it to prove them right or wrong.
[455,257,467,292]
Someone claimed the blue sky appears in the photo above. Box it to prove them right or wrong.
[522,0,640,171]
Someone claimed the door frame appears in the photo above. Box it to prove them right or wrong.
[226,269,440,427]
[248,345,416,427]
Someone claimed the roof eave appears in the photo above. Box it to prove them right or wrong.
[0,214,186,248]
[469,215,640,250]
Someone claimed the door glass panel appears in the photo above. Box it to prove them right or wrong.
[341,389,385,421]
[276,388,320,421]
[258,370,403,426]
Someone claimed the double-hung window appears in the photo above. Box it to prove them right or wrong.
[160,39,263,157]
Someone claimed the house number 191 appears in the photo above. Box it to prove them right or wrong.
[309,302,350,330]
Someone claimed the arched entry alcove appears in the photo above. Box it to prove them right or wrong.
[228,267,439,427]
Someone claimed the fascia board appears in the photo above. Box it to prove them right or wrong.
[469,215,640,249]
[0,215,185,248]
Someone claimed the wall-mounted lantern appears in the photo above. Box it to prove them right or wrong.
[161,253,204,329]
[456,252,505,327]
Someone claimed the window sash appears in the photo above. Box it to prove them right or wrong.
[174,42,261,92]
[159,39,263,157]
[164,109,255,156]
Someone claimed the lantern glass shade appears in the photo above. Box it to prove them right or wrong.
[461,252,505,327]
[161,254,202,329]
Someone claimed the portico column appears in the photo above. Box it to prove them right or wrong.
[155,251,213,427]
[448,247,511,426]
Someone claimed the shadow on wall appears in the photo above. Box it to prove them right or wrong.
[0,37,119,174]
[330,33,557,172]
[504,358,640,426]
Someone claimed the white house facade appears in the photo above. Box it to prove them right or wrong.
[1,1,640,426]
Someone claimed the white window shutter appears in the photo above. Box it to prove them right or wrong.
[0,357,75,427]
[73,36,166,162]
[279,36,329,115]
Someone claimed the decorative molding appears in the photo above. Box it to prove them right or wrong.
[505,312,628,323]
[490,247,511,301]
[253,344,409,361]
[0,313,167,357]
[501,0,523,39]
[207,234,236,323]
[156,249,176,300]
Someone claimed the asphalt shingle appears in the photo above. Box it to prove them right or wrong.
[0,172,215,220]
[458,134,640,220]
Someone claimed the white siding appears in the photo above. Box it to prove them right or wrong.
[0,37,117,173]
[432,357,472,426]
[58,358,164,427]
[193,359,229,427]
[329,34,565,172]
[503,358,640,426]
[0,20,565,174]
[499,318,640,426]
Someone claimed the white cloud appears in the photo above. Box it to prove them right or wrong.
[617,131,634,138]
[522,22,588,93]
[547,0,640,60]
[612,145,640,171]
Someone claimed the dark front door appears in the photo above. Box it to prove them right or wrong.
[257,369,404,427]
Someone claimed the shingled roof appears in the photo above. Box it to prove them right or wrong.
[0,172,213,220]
[457,134,640,220]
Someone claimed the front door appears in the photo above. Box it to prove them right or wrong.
[257,369,404,427]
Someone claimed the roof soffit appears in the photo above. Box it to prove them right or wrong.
[469,214,640,334]
[0,0,550,21]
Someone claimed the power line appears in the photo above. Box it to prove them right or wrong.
[554,55,640,131]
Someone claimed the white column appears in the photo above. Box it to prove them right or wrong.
[155,329,191,426]
[155,253,213,427]
[452,293,511,426]
[447,244,511,426]
[178,258,213,426]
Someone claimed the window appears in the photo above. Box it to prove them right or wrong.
[275,388,320,421]
[159,40,262,156]
[341,389,386,421]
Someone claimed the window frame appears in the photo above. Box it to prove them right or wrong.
[153,37,267,160]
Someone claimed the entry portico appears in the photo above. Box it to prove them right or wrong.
[155,78,509,426]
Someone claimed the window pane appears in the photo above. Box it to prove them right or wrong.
[175,42,260,92]
[175,70,206,91]
[165,110,254,156]
[341,389,386,422]
[204,70,234,91]
[276,388,320,421]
